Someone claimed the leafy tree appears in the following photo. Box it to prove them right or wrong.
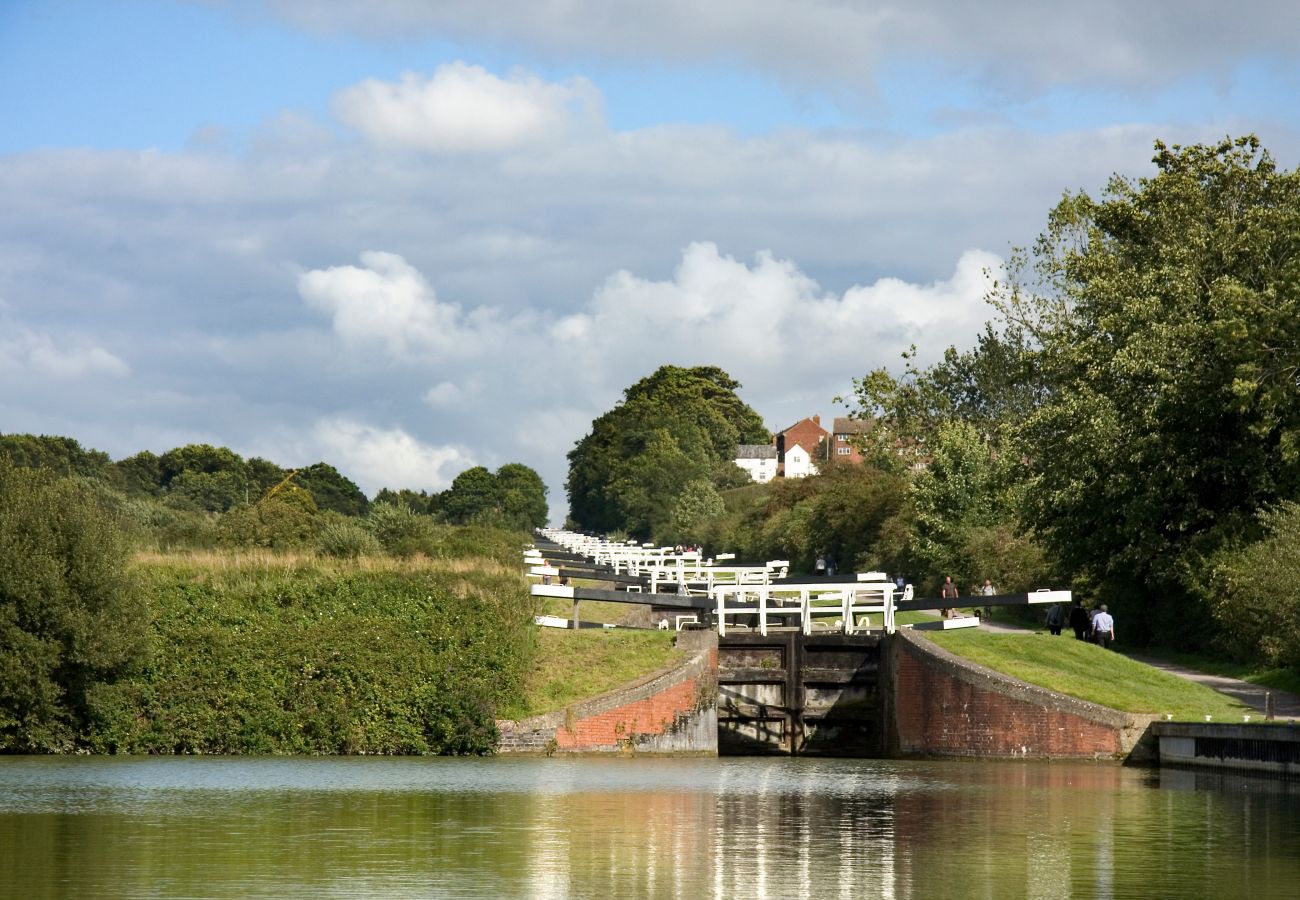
[1207,502,1300,668]
[567,365,768,535]
[0,433,115,482]
[442,466,499,525]
[994,136,1300,641]
[373,487,442,517]
[495,463,548,530]
[296,462,369,517]
[114,451,164,497]
[664,479,725,544]
[0,460,147,750]
[158,444,251,512]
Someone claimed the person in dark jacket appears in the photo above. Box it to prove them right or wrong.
[1068,598,1090,641]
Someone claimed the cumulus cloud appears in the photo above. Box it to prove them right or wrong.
[0,326,129,379]
[333,63,601,152]
[309,417,469,495]
[554,242,999,400]
[298,250,497,359]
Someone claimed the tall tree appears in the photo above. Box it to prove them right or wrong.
[995,136,1300,640]
[567,365,768,536]
[0,460,147,750]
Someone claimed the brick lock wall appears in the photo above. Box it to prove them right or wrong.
[497,636,718,754]
[890,631,1135,758]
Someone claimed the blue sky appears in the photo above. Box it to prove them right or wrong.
[2,0,1299,518]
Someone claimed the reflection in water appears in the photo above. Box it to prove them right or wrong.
[1,756,1299,899]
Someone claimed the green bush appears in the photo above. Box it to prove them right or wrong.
[217,488,318,549]
[316,516,382,558]
[0,460,147,751]
[366,501,436,557]
[1206,502,1300,667]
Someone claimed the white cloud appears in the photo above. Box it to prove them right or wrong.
[553,242,999,402]
[297,250,492,359]
[333,63,601,152]
[0,326,129,379]
[309,417,468,495]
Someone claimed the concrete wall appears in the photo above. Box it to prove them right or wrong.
[1152,721,1300,775]
[497,630,718,755]
[887,630,1154,759]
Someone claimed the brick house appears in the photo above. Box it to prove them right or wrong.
[774,415,829,478]
[830,416,874,464]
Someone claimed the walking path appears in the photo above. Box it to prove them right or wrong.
[973,617,1300,719]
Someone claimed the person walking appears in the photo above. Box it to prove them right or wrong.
[1045,602,1065,636]
[940,576,959,618]
[1092,604,1116,649]
[1068,598,1089,641]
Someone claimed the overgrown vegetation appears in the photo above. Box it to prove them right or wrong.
[87,555,536,755]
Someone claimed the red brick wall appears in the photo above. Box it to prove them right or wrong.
[555,674,702,749]
[776,417,829,471]
[497,639,717,754]
[890,631,1131,758]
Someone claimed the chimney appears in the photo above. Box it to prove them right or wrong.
[813,415,820,425]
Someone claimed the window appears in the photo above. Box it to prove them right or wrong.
[837,447,852,455]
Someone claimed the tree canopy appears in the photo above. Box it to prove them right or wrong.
[566,365,768,537]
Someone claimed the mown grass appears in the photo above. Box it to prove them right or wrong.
[925,631,1258,720]
[499,628,684,720]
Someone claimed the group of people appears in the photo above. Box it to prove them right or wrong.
[938,575,996,618]
[1047,598,1116,648]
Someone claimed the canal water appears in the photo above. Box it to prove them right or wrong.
[1,756,1297,899]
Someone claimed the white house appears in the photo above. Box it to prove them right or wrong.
[734,444,778,483]
[783,443,815,478]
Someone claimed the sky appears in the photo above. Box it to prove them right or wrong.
[2,1,1299,521]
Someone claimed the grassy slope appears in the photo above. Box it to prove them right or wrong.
[925,630,1258,720]
[500,628,683,720]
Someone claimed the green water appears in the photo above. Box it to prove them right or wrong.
[1,756,1296,899]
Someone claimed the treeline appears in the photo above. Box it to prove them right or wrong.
[571,136,1300,670]
[0,433,548,550]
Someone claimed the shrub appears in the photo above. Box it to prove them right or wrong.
[0,460,147,751]
[1206,502,1300,667]
[317,517,382,558]
[366,501,436,557]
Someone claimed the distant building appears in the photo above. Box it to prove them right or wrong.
[830,416,874,464]
[734,444,778,483]
[774,415,829,478]
[783,442,817,478]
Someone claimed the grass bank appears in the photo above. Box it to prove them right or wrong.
[925,631,1258,721]
[88,548,537,755]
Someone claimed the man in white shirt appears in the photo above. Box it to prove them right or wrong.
[1092,604,1116,649]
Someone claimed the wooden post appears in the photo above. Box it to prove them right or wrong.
[572,598,581,631]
